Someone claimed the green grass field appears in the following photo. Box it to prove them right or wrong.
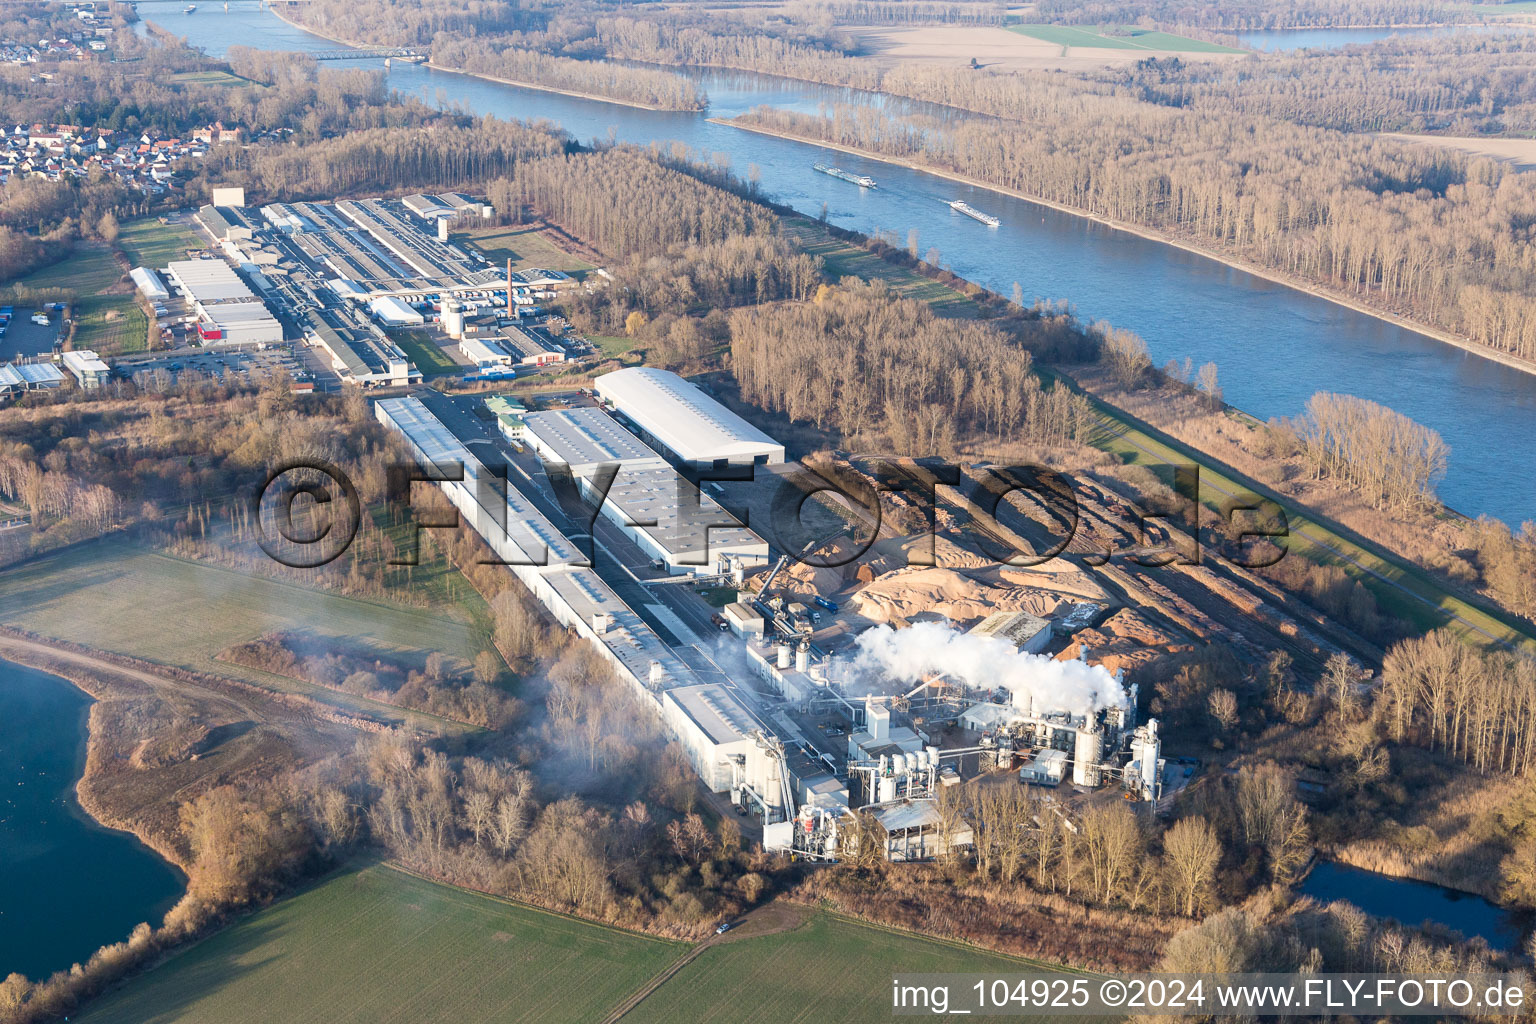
[457,225,596,278]
[629,913,1058,1024]
[393,330,463,377]
[74,865,1067,1024]
[76,865,685,1024]
[592,333,638,358]
[117,217,202,270]
[0,541,493,728]
[8,242,146,354]
[168,69,261,87]
[1457,1,1536,13]
[1009,24,1243,53]
[781,215,980,318]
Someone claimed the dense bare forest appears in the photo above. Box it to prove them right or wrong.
[426,37,706,110]
[283,0,883,90]
[734,93,1536,366]
[1379,630,1536,775]
[1121,35,1536,135]
[1275,392,1450,511]
[783,1,1007,26]
[501,147,776,257]
[731,278,1095,455]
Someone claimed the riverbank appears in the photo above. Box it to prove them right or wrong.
[263,6,702,113]
[714,117,1536,382]
[422,61,703,113]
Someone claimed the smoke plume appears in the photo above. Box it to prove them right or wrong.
[839,621,1126,718]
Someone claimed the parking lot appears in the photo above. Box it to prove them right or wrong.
[113,345,312,387]
[0,313,62,361]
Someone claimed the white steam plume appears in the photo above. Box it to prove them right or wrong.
[839,621,1125,718]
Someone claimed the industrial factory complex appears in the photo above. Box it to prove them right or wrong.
[116,189,582,392]
[371,367,1170,864]
[93,183,1178,865]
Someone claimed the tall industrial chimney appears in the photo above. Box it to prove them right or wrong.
[506,258,513,317]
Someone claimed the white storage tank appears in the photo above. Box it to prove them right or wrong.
[1072,728,1103,787]
[892,753,906,776]
[795,641,810,673]
[442,298,465,339]
[777,642,792,669]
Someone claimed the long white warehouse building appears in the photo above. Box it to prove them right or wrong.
[521,406,769,575]
[594,367,785,468]
[165,258,282,346]
[374,395,787,816]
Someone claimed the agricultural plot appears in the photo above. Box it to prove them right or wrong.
[75,865,684,1024]
[0,541,492,727]
[1009,24,1243,53]
[630,913,1061,1024]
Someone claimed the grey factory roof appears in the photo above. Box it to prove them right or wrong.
[521,407,667,474]
[498,324,563,360]
[604,463,766,561]
[376,395,465,464]
[871,800,944,833]
[312,324,373,379]
[375,396,580,566]
[666,683,758,747]
[166,258,258,303]
[0,362,63,389]
[542,566,700,689]
[259,199,504,298]
[594,367,784,465]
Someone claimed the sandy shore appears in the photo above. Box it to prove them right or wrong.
[265,7,700,113]
[716,117,1536,381]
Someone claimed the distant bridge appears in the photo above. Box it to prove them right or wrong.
[308,47,427,61]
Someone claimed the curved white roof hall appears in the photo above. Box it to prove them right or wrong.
[594,367,784,465]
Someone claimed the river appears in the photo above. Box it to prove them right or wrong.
[0,661,183,981]
[138,1,1536,527]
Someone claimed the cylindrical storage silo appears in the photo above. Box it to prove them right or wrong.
[1072,728,1102,787]
[795,641,810,673]
[442,299,464,339]
[777,642,791,669]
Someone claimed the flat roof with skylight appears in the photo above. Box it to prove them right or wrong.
[594,367,785,467]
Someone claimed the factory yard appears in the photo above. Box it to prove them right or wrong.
[73,864,1051,1024]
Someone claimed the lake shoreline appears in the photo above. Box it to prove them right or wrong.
[714,117,1536,382]
[0,635,193,870]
